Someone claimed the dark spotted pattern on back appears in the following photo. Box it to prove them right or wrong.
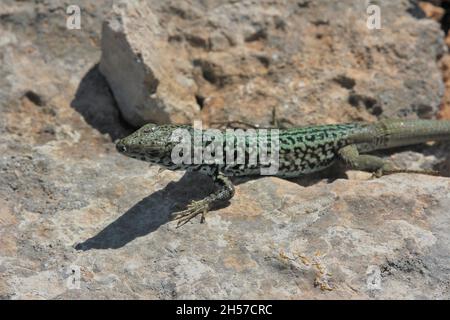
[269,123,363,177]
[116,122,367,178]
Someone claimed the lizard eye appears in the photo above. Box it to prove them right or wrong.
[143,124,156,133]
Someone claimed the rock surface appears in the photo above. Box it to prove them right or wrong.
[1,0,450,300]
[100,0,446,128]
[99,2,200,127]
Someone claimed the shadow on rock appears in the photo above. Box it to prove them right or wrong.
[75,164,343,251]
[375,142,450,177]
[75,172,215,250]
[71,64,134,141]
[425,142,450,177]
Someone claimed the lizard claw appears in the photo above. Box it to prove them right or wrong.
[171,200,209,228]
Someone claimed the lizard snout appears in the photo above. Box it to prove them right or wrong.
[116,142,127,153]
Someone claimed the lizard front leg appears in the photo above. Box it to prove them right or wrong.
[172,171,235,227]
[338,144,438,177]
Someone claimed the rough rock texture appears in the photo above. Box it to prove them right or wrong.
[419,1,445,22]
[438,0,450,120]
[439,54,450,118]
[99,2,200,127]
[100,0,446,128]
[2,0,450,300]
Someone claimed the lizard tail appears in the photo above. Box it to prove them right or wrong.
[370,119,450,149]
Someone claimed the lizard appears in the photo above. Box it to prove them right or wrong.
[115,119,450,227]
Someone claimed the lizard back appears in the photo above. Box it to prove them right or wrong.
[219,123,365,177]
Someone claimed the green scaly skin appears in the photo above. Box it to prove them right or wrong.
[116,119,450,226]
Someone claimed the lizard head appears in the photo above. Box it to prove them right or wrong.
[116,123,191,163]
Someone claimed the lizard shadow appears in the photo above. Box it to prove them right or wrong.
[74,171,231,251]
[75,142,450,251]
[74,169,339,251]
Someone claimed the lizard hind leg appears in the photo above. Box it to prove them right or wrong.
[338,144,439,178]
[172,172,235,227]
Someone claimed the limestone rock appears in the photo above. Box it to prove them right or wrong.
[1,0,450,300]
[419,1,445,21]
[99,0,446,128]
[99,1,200,126]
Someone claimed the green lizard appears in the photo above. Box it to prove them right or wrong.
[115,119,450,227]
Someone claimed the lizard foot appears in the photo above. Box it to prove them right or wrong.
[172,199,209,228]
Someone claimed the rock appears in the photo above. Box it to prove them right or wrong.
[98,1,200,127]
[419,1,445,21]
[445,31,450,49]
[99,0,446,128]
[1,0,450,300]
[439,54,450,119]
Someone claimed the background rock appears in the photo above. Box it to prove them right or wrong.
[100,0,446,128]
[419,1,445,21]
[1,0,450,300]
[99,1,200,127]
